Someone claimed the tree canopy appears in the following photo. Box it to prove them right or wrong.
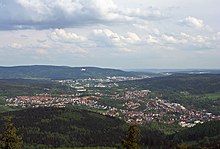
[122,125,140,149]
[0,116,23,149]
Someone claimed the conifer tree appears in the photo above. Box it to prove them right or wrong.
[0,116,23,149]
[122,125,140,149]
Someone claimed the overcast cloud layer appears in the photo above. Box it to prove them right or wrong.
[0,0,219,69]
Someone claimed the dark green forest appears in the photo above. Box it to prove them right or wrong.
[0,107,127,148]
[0,107,220,149]
[0,79,76,97]
[122,74,220,94]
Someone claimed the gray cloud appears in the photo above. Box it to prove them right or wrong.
[0,0,114,30]
[0,0,167,30]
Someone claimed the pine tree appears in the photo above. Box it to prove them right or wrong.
[176,143,190,149]
[122,125,140,149]
[0,116,23,149]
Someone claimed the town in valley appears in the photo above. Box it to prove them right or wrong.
[3,76,220,128]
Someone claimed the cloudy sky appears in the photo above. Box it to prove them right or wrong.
[0,0,219,69]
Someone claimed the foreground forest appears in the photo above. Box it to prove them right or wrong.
[0,107,125,148]
[0,107,220,149]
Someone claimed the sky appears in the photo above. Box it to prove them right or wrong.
[0,0,220,69]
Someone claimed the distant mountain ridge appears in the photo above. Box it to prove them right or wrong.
[128,68,220,74]
[0,65,139,80]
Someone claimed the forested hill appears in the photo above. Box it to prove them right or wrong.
[0,107,127,148]
[1,107,220,148]
[122,74,220,94]
[0,65,139,80]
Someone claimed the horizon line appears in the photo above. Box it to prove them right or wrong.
[0,64,220,71]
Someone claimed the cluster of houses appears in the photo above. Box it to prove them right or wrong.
[101,90,219,126]
[56,76,144,90]
[5,95,100,109]
[111,90,151,100]
[4,89,220,127]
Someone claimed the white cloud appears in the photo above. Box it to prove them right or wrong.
[9,43,23,49]
[180,32,190,38]
[214,32,220,40]
[184,16,204,28]
[124,32,141,43]
[161,34,177,43]
[178,16,212,31]
[121,7,164,20]
[144,32,216,52]
[48,29,90,55]
[91,29,121,47]
[146,35,159,44]
[177,32,214,50]
[0,29,88,57]
[145,34,178,45]
[91,29,141,50]
[133,22,160,35]
[50,29,86,43]
[180,32,210,44]
[193,35,207,43]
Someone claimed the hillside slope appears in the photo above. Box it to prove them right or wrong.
[1,107,219,148]
[0,79,75,97]
[172,120,220,148]
[0,107,127,148]
[122,74,220,94]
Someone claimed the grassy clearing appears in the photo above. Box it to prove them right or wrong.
[205,92,220,100]
[0,105,13,113]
